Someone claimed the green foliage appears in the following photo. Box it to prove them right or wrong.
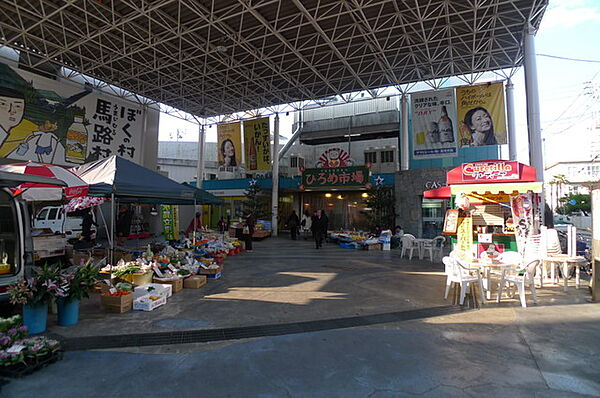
[243,182,269,219]
[557,194,591,215]
[362,185,395,231]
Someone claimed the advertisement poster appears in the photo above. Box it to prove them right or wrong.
[510,193,533,256]
[411,89,458,159]
[243,118,270,171]
[0,62,143,166]
[456,216,473,260]
[217,122,242,168]
[456,82,507,147]
[161,205,179,241]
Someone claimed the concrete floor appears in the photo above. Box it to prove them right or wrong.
[2,237,600,397]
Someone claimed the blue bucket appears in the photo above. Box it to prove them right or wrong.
[57,298,80,326]
[23,302,48,334]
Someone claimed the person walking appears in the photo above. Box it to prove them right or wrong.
[312,209,328,249]
[300,210,312,240]
[243,211,256,251]
[286,210,300,240]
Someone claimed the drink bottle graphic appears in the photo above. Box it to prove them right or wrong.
[438,105,454,144]
[65,115,88,164]
[249,137,258,170]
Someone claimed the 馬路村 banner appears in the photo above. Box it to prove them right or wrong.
[301,166,370,189]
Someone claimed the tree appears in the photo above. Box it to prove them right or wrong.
[243,180,268,219]
[550,174,570,211]
[557,193,591,215]
[362,182,395,231]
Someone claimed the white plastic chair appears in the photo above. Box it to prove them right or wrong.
[422,236,445,261]
[443,256,485,305]
[497,260,540,308]
[400,234,419,260]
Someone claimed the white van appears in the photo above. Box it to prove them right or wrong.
[33,205,95,240]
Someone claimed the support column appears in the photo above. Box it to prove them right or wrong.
[196,123,205,189]
[401,94,410,171]
[523,24,544,181]
[505,79,517,161]
[272,114,280,237]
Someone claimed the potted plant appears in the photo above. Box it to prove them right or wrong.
[56,260,100,326]
[8,264,64,334]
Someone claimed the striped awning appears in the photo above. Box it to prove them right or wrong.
[450,182,543,195]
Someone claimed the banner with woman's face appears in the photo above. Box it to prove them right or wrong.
[456,82,507,148]
[217,122,242,168]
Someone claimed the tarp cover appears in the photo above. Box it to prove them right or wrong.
[71,155,197,203]
[182,182,224,205]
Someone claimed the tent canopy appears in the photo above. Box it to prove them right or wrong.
[182,183,224,205]
[71,155,204,204]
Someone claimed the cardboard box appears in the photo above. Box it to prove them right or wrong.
[198,265,223,275]
[366,243,381,251]
[184,275,207,289]
[133,294,167,311]
[134,283,172,298]
[100,293,133,313]
[153,277,183,293]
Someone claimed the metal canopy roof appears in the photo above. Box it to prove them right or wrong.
[0,0,548,118]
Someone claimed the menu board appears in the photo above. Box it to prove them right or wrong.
[443,209,459,234]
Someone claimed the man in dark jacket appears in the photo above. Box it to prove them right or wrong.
[311,209,328,249]
[243,211,256,251]
[286,210,300,240]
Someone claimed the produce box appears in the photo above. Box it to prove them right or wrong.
[366,243,381,251]
[119,272,153,287]
[153,277,183,293]
[198,265,223,275]
[100,292,133,313]
[134,283,172,298]
[184,275,207,289]
[133,294,167,311]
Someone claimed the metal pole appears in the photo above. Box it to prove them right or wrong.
[401,94,410,171]
[196,123,205,236]
[505,79,517,161]
[110,193,115,266]
[523,24,544,181]
[272,114,280,237]
[278,109,303,160]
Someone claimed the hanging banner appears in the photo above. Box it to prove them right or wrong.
[243,118,270,171]
[217,122,242,168]
[161,205,179,241]
[411,89,458,159]
[0,62,143,166]
[510,193,534,256]
[456,82,507,147]
[456,216,473,260]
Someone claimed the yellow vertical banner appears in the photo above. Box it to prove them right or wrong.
[243,118,271,171]
[161,205,179,241]
[456,216,473,260]
[217,122,242,168]
[456,82,507,147]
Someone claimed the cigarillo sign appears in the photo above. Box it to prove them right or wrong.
[462,160,518,181]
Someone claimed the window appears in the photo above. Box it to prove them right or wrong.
[36,208,49,220]
[380,150,394,163]
[290,156,298,168]
[365,152,377,164]
[48,208,59,220]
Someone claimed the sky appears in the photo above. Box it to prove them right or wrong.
[158,0,600,167]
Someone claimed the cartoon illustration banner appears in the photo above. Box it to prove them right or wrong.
[411,89,458,159]
[217,122,242,168]
[0,62,143,166]
[456,82,507,147]
[243,118,270,171]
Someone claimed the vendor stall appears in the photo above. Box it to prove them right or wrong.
[425,160,543,260]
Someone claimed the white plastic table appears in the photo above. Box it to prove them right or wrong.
[414,238,434,260]
[470,260,518,300]
[543,255,587,292]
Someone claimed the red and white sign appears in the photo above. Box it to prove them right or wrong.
[461,161,519,182]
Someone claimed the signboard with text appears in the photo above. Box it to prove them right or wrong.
[301,166,370,189]
[462,160,519,182]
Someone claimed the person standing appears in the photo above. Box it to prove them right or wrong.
[286,210,300,240]
[300,210,312,240]
[243,211,256,251]
[218,216,227,234]
[81,208,98,243]
[116,205,132,247]
[312,209,328,249]
[185,212,203,237]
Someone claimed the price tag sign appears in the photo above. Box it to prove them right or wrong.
[109,287,117,294]
[153,265,164,278]
[7,344,25,353]
[167,264,178,272]
[478,233,493,243]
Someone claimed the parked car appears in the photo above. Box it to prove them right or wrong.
[33,205,96,241]
[0,171,65,302]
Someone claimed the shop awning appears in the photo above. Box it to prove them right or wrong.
[423,186,451,199]
[450,182,543,195]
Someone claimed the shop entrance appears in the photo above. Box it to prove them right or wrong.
[301,191,370,231]
[422,199,446,238]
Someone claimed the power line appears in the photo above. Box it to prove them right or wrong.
[537,54,600,63]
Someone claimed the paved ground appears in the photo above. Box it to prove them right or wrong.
[2,237,600,397]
